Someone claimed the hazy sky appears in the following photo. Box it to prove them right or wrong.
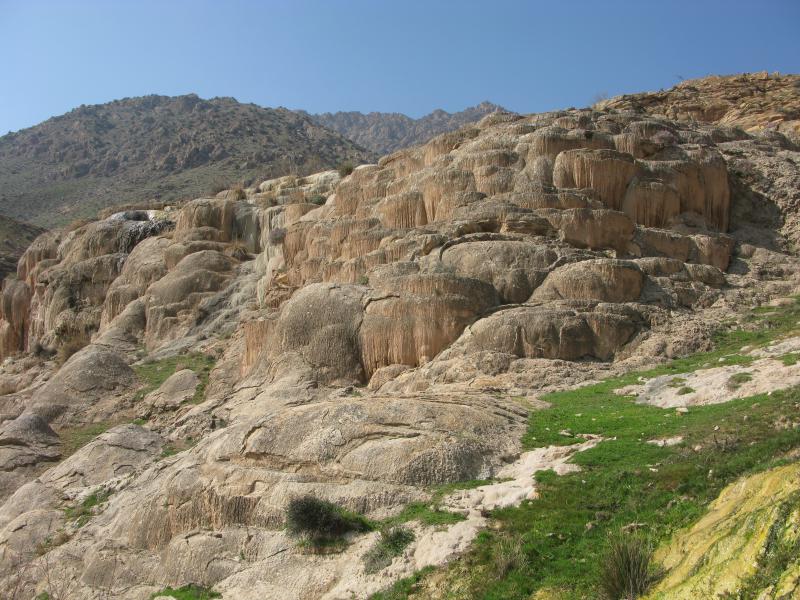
[1,0,799,134]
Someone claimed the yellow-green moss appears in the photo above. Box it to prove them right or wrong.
[644,463,800,599]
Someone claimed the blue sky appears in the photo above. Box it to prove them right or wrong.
[1,0,799,134]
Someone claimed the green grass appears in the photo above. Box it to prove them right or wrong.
[371,298,800,599]
[370,566,436,600]
[133,353,216,404]
[381,480,493,528]
[780,352,800,366]
[383,502,466,527]
[149,584,220,600]
[364,526,416,574]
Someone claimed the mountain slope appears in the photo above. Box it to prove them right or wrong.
[309,101,503,154]
[0,94,375,227]
[0,215,45,281]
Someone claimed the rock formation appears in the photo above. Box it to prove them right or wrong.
[0,75,798,598]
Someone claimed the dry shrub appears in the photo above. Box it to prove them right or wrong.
[228,184,247,201]
[56,339,86,365]
[66,218,93,232]
[226,240,250,261]
[268,227,286,245]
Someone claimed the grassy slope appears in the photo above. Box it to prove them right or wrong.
[373,300,800,599]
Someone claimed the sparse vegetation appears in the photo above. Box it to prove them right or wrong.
[285,495,373,549]
[64,489,111,527]
[132,352,216,404]
[676,385,694,395]
[383,502,465,528]
[35,530,71,556]
[363,526,415,574]
[358,274,370,285]
[727,371,753,389]
[57,422,114,458]
[309,193,326,205]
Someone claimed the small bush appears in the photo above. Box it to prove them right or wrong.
[268,227,286,245]
[338,162,355,178]
[363,526,415,574]
[676,386,694,396]
[599,533,657,600]
[285,496,372,547]
[358,274,369,286]
[309,193,326,206]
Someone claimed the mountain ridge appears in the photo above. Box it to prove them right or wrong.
[307,100,505,154]
[0,93,374,227]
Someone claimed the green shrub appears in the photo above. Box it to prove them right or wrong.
[309,193,326,206]
[363,526,415,573]
[285,495,372,547]
[677,386,694,395]
[149,584,220,600]
[599,533,657,600]
[338,162,355,178]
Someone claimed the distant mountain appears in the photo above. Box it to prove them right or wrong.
[308,101,505,155]
[0,215,44,281]
[0,94,375,227]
